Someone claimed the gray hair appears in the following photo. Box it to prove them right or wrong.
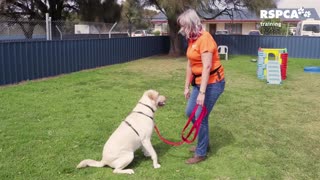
[177,9,202,39]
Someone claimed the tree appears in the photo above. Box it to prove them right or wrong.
[0,0,121,38]
[121,0,142,35]
[140,0,277,56]
[260,18,289,36]
[141,0,196,56]
[0,0,76,21]
[78,0,121,23]
[101,0,121,23]
[242,0,278,15]
[121,0,157,36]
[0,0,77,38]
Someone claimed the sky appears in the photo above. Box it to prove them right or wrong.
[114,0,320,15]
[277,0,320,15]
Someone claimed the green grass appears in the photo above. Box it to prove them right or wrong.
[1,55,320,180]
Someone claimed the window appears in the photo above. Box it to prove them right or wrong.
[225,23,242,34]
[303,24,320,33]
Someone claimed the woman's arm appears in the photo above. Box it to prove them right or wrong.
[197,52,212,106]
[185,59,192,89]
[184,59,192,99]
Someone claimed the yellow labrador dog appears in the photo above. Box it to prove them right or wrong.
[77,89,166,174]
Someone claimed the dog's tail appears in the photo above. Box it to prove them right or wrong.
[76,159,106,169]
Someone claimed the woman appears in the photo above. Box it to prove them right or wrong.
[177,9,225,164]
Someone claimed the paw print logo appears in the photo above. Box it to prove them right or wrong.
[297,7,305,15]
[304,11,311,18]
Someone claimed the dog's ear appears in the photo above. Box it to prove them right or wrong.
[147,90,159,101]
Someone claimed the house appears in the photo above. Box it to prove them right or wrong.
[199,9,260,35]
[151,12,169,35]
[151,8,320,35]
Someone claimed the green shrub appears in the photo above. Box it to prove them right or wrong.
[153,30,161,36]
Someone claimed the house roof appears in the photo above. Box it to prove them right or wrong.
[151,8,320,23]
[199,8,260,22]
[151,12,168,23]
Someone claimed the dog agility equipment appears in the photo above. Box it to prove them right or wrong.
[257,48,289,84]
[304,66,320,73]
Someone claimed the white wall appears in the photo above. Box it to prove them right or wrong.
[216,23,225,31]
[203,22,257,35]
[242,23,257,34]
[154,23,168,35]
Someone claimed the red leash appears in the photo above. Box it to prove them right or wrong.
[154,104,208,146]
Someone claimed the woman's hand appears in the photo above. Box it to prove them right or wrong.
[197,93,205,106]
[184,88,190,99]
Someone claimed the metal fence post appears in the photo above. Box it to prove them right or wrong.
[56,25,62,40]
[46,13,52,40]
[49,17,52,40]
[46,13,50,40]
[109,22,118,38]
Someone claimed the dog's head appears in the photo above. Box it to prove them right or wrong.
[145,89,166,108]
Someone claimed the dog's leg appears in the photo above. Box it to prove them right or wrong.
[141,139,161,169]
[142,146,151,157]
[76,159,106,168]
[111,152,135,174]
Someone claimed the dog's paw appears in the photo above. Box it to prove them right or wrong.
[126,169,135,174]
[113,169,135,174]
[153,163,161,169]
[76,161,87,169]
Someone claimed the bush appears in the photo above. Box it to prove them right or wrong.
[153,30,161,36]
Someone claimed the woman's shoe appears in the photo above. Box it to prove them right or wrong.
[189,146,196,152]
[185,155,206,164]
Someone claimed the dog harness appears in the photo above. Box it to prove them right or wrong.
[132,102,155,120]
[136,102,155,113]
[124,102,155,137]
[124,121,140,136]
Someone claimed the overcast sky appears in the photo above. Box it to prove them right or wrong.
[277,0,320,15]
[115,0,320,15]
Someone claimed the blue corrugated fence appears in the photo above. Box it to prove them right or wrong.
[214,35,320,59]
[0,36,170,86]
[1,35,319,86]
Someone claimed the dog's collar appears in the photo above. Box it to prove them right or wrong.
[131,102,155,121]
[138,102,155,113]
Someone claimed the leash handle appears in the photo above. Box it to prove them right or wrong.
[154,104,207,146]
[181,104,207,143]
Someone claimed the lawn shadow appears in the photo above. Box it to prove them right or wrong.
[153,142,173,158]
[116,126,234,169]
[126,142,172,169]
[209,125,235,155]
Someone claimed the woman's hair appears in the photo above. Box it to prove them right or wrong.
[177,9,202,39]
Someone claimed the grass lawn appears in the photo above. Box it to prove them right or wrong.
[0,55,320,180]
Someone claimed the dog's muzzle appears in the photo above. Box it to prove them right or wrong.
[157,95,166,107]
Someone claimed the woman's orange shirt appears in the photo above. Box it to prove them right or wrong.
[186,31,224,85]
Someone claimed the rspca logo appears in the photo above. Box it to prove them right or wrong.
[260,7,312,19]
